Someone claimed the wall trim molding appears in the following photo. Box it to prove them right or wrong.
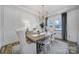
[48,6,79,17]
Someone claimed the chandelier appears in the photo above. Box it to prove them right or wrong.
[39,5,48,23]
[39,5,48,31]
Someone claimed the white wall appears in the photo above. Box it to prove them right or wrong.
[0,6,4,48]
[0,6,2,48]
[2,6,39,46]
[76,8,79,45]
[67,8,79,42]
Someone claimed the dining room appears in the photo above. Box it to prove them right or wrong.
[0,5,79,54]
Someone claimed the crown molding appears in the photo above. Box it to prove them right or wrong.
[12,5,39,17]
[48,6,79,17]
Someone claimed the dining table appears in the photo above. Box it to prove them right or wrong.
[26,31,49,54]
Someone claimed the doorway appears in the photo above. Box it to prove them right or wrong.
[62,12,67,41]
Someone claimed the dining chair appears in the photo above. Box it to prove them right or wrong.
[16,30,36,54]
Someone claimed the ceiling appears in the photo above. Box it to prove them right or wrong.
[16,5,79,17]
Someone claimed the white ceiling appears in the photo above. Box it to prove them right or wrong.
[16,5,79,17]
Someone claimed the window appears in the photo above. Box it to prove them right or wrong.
[47,19,53,28]
[54,15,62,31]
[47,15,62,31]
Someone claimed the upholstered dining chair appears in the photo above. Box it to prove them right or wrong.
[16,29,36,54]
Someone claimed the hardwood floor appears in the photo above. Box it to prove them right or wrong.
[0,41,19,54]
[0,38,78,54]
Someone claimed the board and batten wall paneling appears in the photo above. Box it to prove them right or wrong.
[0,6,2,48]
[67,8,79,42]
[3,6,39,45]
[76,8,79,45]
[0,6,4,48]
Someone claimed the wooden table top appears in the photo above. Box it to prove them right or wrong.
[26,32,48,42]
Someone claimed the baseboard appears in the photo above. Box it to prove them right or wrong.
[67,40,77,44]
[55,38,77,44]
